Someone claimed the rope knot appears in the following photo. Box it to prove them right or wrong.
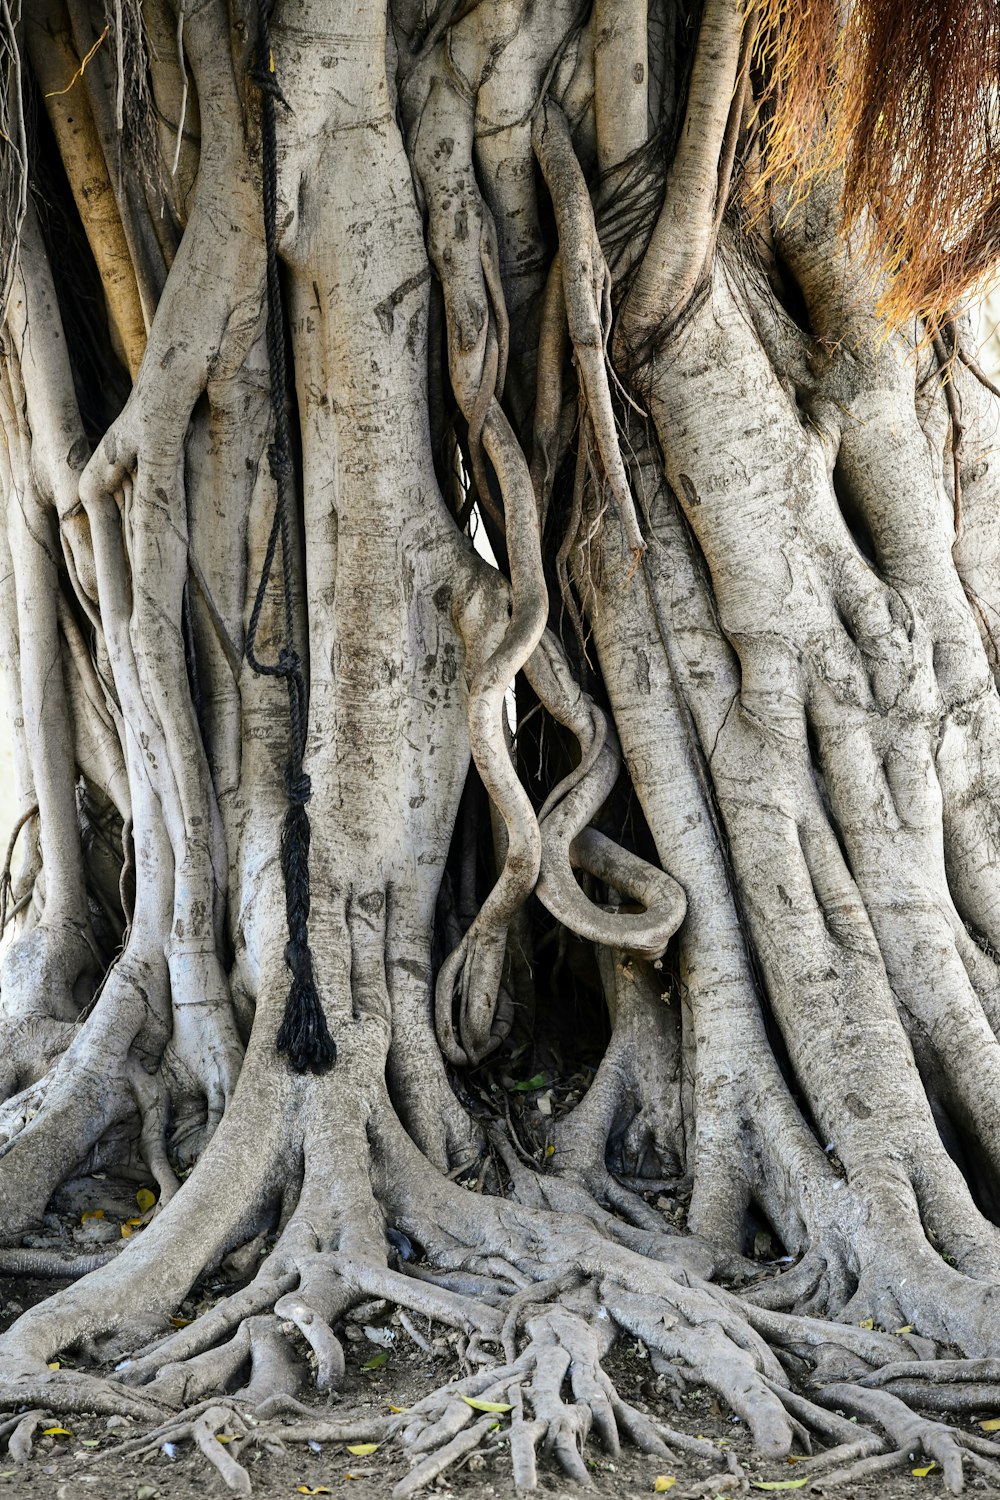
[268,442,292,481]
[277,643,301,677]
[285,769,312,805]
[250,66,290,109]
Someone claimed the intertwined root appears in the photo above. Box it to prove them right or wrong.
[7,1162,1000,1500]
[79,1295,737,1497]
[4,1004,1000,1499]
[34,1284,1000,1499]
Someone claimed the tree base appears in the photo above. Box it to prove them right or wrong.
[3,1037,1000,1500]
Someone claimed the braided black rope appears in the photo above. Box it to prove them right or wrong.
[246,3,336,1075]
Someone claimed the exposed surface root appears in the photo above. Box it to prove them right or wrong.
[812,1384,1000,1493]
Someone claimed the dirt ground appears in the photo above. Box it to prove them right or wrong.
[0,1177,994,1499]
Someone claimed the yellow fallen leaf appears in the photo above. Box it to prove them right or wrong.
[654,1479,677,1493]
[546,1145,555,1156]
[859,1317,874,1330]
[895,1324,913,1334]
[215,1433,237,1444]
[912,1463,937,1477]
[460,1396,512,1414]
[749,1483,808,1492]
[42,1428,73,1438]
[120,1224,133,1238]
[346,1444,379,1456]
[81,1209,104,1223]
[981,1419,1000,1432]
[136,1188,156,1212]
[388,1405,408,1414]
[169,1316,193,1327]
[47,1361,60,1371]
[295,1489,333,1495]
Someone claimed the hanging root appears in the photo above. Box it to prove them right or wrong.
[532,95,646,555]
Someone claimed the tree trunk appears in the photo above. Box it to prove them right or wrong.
[2,0,1000,1491]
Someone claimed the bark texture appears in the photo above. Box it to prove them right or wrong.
[2,0,1000,1493]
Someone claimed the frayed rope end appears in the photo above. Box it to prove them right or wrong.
[276,973,337,1074]
[278,784,336,1074]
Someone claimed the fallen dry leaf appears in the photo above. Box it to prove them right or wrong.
[460,1395,512,1414]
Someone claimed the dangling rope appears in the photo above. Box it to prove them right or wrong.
[246,3,336,1075]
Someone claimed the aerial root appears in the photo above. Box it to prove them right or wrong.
[95,1396,404,1497]
[531,95,646,555]
[858,1380,1000,1413]
[742,1299,935,1378]
[142,1316,268,1407]
[395,1413,497,1499]
[189,1405,254,1496]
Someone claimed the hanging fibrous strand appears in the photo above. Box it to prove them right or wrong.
[751,0,1000,330]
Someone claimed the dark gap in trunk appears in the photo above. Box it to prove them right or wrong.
[27,71,131,445]
[929,1093,1000,1226]
[744,1198,789,1263]
[763,238,815,340]
[831,458,879,568]
[804,708,854,885]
